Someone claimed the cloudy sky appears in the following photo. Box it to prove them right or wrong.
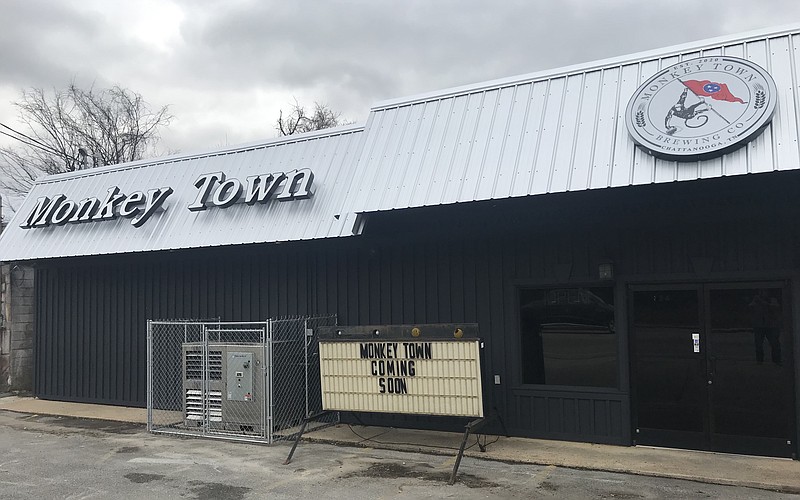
[1,0,799,168]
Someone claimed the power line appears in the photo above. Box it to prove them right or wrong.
[0,129,59,157]
[0,122,65,157]
[0,129,82,166]
[0,122,81,164]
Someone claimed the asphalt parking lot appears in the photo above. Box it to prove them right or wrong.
[0,410,795,499]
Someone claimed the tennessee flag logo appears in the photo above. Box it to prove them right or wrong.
[625,55,776,161]
[683,79,746,104]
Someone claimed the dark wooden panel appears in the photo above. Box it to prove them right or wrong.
[578,399,593,436]
[533,396,547,432]
[511,390,628,444]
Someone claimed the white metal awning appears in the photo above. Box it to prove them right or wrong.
[0,125,366,261]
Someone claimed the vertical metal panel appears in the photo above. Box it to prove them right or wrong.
[720,43,750,176]
[610,64,642,187]
[490,83,532,198]
[531,77,566,194]
[384,102,432,209]
[768,36,800,171]
[548,75,584,193]
[589,68,620,189]
[793,34,800,166]
[442,92,488,205]
[417,96,467,207]
[365,105,413,210]
[571,71,604,190]
[394,101,438,209]
[511,81,550,197]
[475,86,516,201]
[631,61,659,185]
[32,175,800,445]
[406,99,447,208]
[747,39,776,174]
[458,89,500,202]
[355,110,394,211]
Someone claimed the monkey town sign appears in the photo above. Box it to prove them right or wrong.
[625,56,776,161]
[20,168,314,229]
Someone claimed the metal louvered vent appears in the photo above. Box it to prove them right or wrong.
[184,350,222,380]
[185,389,223,422]
[185,351,202,379]
[207,351,222,380]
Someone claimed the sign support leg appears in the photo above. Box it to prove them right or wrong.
[450,410,507,483]
[449,417,486,485]
[283,410,332,465]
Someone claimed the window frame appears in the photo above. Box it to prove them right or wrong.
[515,282,621,391]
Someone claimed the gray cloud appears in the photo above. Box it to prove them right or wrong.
[1,0,800,156]
[164,0,799,113]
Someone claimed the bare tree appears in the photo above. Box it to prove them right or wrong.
[276,99,349,136]
[0,82,172,195]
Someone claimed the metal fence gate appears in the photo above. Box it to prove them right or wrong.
[147,315,337,444]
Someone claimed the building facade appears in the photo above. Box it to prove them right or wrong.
[2,26,799,458]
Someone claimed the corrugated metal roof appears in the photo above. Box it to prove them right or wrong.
[346,24,800,212]
[0,125,366,261]
[4,25,800,261]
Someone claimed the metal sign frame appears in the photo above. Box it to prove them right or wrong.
[285,323,507,485]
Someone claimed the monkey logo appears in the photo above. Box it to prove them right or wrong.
[625,56,775,161]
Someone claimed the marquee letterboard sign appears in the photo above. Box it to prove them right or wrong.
[317,324,484,418]
[625,56,777,161]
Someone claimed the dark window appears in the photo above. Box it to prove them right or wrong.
[520,287,617,388]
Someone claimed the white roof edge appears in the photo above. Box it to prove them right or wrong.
[34,123,365,185]
[371,22,800,111]
[5,232,359,262]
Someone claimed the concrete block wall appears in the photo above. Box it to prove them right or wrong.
[0,264,34,393]
[0,265,8,391]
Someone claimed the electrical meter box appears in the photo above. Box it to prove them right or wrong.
[182,343,265,431]
[227,352,254,401]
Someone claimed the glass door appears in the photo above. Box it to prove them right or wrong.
[630,286,707,450]
[630,282,795,457]
[706,284,795,457]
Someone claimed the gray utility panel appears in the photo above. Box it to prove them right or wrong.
[182,343,265,432]
[227,351,254,402]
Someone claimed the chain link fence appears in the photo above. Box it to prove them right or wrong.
[147,315,337,444]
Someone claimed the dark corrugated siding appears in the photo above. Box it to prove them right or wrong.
[33,171,800,444]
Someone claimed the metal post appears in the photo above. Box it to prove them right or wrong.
[267,319,274,444]
[146,320,153,431]
[201,323,207,437]
[261,324,266,440]
[304,319,309,419]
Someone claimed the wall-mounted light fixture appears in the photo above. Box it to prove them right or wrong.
[598,263,614,280]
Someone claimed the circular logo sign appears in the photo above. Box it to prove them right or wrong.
[625,56,777,161]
